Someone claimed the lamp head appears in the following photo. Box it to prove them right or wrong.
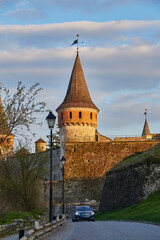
[46,111,56,129]
[60,156,66,168]
[44,177,48,184]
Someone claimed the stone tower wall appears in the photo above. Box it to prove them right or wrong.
[58,107,98,157]
[60,125,96,143]
[58,107,97,127]
[36,142,46,153]
[0,135,14,158]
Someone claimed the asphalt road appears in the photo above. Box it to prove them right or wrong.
[2,221,160,240]
[45,220,160,240]
[1,233,18,240]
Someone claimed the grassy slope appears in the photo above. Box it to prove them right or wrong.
[107,142,160,176]
[96,189,160,223]
[96,142,160,223]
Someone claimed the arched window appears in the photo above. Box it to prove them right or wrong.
[90,112,92,119]
[61,112,63,119]
[70,111,72,119]
[79,111,82,119]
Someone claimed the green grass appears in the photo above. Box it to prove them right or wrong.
[96,189,160,223]
[0,209,44,225]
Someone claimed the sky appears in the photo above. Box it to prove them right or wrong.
[0,0,160,151]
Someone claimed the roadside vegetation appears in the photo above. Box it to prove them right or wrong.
[0,148,49,212]
[0,209,45,225]
[0,81,48,217]
[96,189,160,223]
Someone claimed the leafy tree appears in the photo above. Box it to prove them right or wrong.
[52,127,60,149]
[0,81,46,142]
[0,148,49,211]
[47,125,60,150]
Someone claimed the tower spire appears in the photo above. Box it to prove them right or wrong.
[142,109,150,137]
[71,34,83,54]
[56,52,99,111]
[76,34,79,53]
[144,108,147,120]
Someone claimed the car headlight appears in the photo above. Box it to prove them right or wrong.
[75,212,79,215]
[91,211,95,215]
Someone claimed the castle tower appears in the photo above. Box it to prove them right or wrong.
[35,138,46,153]
[0,93,14,158]
[56,52,99,156]
[142,109,150,137]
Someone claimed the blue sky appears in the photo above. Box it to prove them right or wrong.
[0,0,160,151]
[0,0,160,24]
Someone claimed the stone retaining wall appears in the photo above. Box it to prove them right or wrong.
[99,162,160,213]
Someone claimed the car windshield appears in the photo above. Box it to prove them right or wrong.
[76,206,91,211]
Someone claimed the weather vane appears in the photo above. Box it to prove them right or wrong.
[144,109,147,120]
[71,34,83,52]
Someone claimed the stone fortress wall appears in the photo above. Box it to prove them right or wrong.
[45,139,160,216]
[64,141,159,180]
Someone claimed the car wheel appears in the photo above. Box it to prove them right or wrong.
[72,219,75,222]
[92,219,95,222]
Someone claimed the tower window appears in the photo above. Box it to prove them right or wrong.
[61,112,63,119]
[95,135,98,141]
[90,112,92,119]
[7,138,11,144]
[70,111,72,119]
[79,111,82,119]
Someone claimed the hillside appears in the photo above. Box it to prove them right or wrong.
[106,142,160,176]
[99,142,160,213]
[96,189,160,223]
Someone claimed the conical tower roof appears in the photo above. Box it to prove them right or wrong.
[142,119,150,136]
[56,52,99,112]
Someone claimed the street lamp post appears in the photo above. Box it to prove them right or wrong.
[44,177,48,208]
[46,111,56,223]
[60,156,66,215]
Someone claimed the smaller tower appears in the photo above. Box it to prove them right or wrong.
[0,90,14,158]
[142,109,151,137]
[35,138,46,153]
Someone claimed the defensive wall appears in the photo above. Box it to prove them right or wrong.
[64,141,159,179]
[43,140,160,215]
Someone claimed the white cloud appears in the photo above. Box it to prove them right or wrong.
[5,8,42,21]
[0,20,160,144]
[0,20,159,50]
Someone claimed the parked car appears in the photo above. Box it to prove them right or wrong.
[72,205,95,222]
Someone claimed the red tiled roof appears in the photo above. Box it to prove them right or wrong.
[35,138,46,143]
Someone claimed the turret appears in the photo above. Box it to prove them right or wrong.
[56,52,99,156]
[35,138,46,153]
[0,88,14,158]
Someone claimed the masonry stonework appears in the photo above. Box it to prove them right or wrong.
[99,161,160,213]
[58,108,97,127]
[64,141,159,180]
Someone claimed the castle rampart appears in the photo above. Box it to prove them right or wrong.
[64,141,159,180]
